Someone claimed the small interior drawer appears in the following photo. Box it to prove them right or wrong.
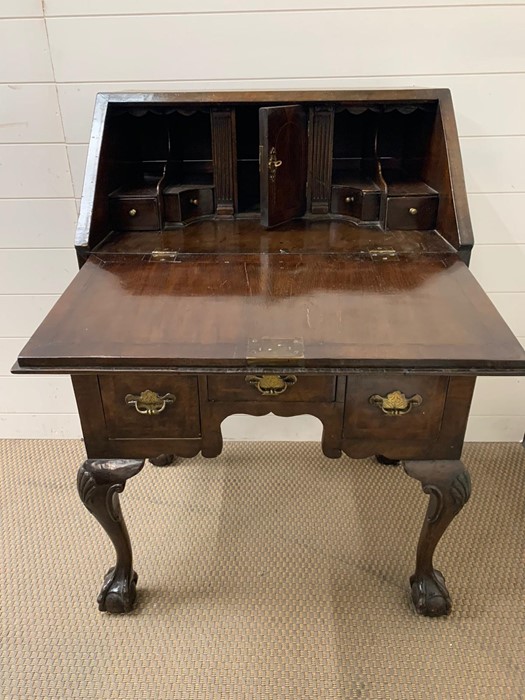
[331,184,380,221]
[109,197,160,231]
[344,375,448,441]
[385,195,438,230]
[207,374,337,402]
[99,374,200,439]
[331,186,363,218]
[164,186,214,223]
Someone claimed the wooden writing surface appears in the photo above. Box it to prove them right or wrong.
[17,251,525,372]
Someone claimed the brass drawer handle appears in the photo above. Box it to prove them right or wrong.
[409,207,418,215]
[124,389,176,415]
[245,374,297,396]
[369,390,422,416]
[189,198,199,206]
[345,196,355,203]
[128,208,137,217]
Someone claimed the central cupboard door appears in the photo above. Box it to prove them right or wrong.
[259,105,308,228]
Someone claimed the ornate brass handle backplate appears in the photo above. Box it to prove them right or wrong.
[369,390,422,416]
[245,374,297,396]
[268,147,283,182]
[125,389,176,415]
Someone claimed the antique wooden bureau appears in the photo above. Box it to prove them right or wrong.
[14,89,525,617]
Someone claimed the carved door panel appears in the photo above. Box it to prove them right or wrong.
[259,105,307,228]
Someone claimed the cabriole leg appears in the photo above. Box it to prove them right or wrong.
[404,459,471,617]
[77,458,145,613]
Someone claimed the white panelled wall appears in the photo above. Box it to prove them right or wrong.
[1,0,524,441]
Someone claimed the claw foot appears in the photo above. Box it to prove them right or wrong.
[97,567,138,613]
[410,569,451,617]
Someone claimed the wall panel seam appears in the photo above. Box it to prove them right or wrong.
[41,5,525,19]
[36,70,525,84]
[40,10,75,205]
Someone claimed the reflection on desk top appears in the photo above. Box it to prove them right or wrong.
[93,219,454,258]
[16,252,525,374]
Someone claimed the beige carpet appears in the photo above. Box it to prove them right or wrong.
[1,440,524,699]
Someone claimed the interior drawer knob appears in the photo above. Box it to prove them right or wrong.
[245,374,297,396]
[369,390,422,416]
[345,196,354,203]
[124,389,176,415]
[128,208,137,217]
[189,198,199,206]
[409,207,418,215]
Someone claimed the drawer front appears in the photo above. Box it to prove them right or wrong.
[207,374,337,402]
[385,195,438,230]
[180,188,214,221]
[344,376,448,441]
[331,187,380,221]
[331,186,363,218]
[109,197,160,231]
[164,187,214,223]
[99,374,200,439]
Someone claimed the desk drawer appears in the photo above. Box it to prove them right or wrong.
[109,197,160,231]
[207,374,336,402]
[344,375,447,441]
[99,374,200,439]
[164,186,214,223]
[331,185,380,221]
[385,195,438,230]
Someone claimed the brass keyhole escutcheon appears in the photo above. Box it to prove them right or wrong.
[268,147,283,182]
[369,390,422,416]
[245,374,297,396]
[129,208,137,217]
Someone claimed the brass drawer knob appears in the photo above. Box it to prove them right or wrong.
[189,198,199,206]
[128,208,137,217]
[409,207,418,216]
[369,390,422,416]
[125,389,176,415]
[345,196,354,203]
[245,374,297,396]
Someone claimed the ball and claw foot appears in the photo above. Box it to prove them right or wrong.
[97,567,139,613]
[410,569,451,617]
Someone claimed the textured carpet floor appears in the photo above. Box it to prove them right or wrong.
[1,440,524,699]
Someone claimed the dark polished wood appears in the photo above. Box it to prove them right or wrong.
[15,89,525,616]
[404,459,471,616]
[17,253,525,373]
[77,458,145,613]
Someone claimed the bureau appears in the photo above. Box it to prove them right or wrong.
[14,89,525,618]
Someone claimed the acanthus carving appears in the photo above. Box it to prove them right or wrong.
[77,458,145,613]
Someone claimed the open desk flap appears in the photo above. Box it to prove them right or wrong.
[15,253,525,373]
[259,105,307,228]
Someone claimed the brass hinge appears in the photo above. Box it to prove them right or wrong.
[368,247,399,261]
[247,337,305,364]
[148,250,179,262]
